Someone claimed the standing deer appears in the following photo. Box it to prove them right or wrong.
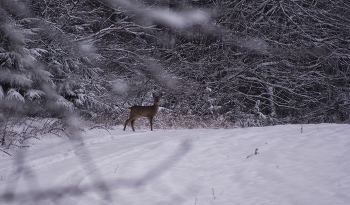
[123,93,163,131]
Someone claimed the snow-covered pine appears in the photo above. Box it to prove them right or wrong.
[7,73,33,88]
[54,96,75,113]
[5,89,25,103]
[25,89,45,100]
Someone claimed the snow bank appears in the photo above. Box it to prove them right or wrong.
[0,124,349,205]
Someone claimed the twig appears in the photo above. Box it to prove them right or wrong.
[48,128,71,139]
[89,125,111,134]
[114,165,118,174]
[0,149,11,156]
[212,188,216,199]
[247,148,259,159]
[300,124,303,133]
[255,148,259,155]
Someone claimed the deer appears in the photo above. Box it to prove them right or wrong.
[123,93,163,131]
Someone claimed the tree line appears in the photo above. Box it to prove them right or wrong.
[1,0,349,136]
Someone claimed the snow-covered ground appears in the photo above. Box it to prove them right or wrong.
[0,124,349,205]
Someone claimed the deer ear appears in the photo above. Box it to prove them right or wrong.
[159,93,163,97]
[152,93,156,98]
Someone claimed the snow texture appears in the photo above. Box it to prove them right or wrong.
[0,124,349,205]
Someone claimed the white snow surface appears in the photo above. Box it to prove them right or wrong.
[0,124,349,205]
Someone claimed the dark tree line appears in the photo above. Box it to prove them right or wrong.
[1,0,349,145]
[162,0,350,125]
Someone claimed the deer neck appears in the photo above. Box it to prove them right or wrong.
[152,102,160,111]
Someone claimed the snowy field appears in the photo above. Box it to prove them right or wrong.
[0,124,349,205]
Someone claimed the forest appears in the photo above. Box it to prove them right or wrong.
[1,0,350,150]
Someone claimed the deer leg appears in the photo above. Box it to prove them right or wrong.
[149,116,153,131]
[123,118,131,131]
[131,119,136,131]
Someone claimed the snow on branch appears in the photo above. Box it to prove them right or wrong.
[0,72,32,88]
[5,89,25,103]
[106,0,210,29]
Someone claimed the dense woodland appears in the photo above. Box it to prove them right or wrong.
[1,0,350,149]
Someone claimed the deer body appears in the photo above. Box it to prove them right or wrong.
[123,93,162,131]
